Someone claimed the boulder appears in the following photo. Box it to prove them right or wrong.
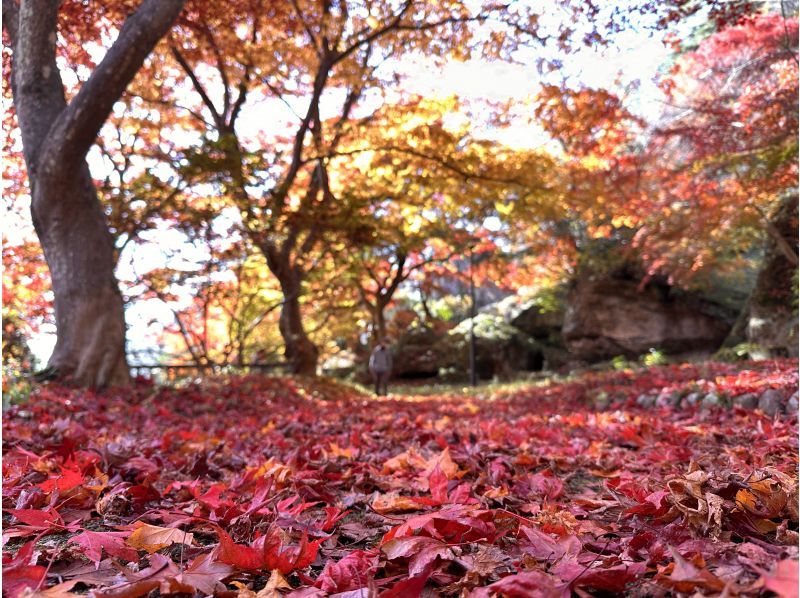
[636,394,656,408]
[684,392,702,407]
[733,393,759,410]
[506,296,564,343]
[563,276,733,361]
[392,315,546,381]
[446,313,545,380]
[786,393,798,415]
[758,389,784,417]
[656,390,682,408]
[392,326,460,379]
[701,393,723,409]
[745,193,798,357]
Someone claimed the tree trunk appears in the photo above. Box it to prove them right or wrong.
[372,301,388,344]
[277,271,319,376]
[4,0,186,386]
[32,165,129,386]
[745,192,799,356]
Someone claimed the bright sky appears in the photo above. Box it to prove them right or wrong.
[13,9,677,366]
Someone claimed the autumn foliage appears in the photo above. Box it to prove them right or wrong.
[3,361,797,596]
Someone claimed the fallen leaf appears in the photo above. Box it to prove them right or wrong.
[68,530,139,563]
[760,559,800,598]
[126,523,194,554]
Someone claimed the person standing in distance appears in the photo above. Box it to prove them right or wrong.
[369,340,393,396]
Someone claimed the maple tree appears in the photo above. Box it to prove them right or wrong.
[521,84,646,283]
[638,12,798,282]
[2,0,186,386]
[121,1,617,375]
[332,96,542,344]
[4,1,780,381]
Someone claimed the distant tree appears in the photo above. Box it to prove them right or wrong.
[642,12,798,281]
[135,1,559,374]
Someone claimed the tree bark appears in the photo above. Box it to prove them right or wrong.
[372,300,388,344]
[33,165,130,386]
[4,0,185,386]
[276,271,319,376]
[744,192,799,356]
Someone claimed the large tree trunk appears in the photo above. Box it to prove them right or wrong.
[4,0,185,386]
[277,274,319,376]
[33,165,128,386]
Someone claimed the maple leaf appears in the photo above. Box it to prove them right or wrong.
[37,463,84,493]
[382,506,498,545]
[371,492,421,514]
[320,506,348,531]
[91,553,177,598]
[550,559,648,593]
[214,526,321,574]
[382,447,428,474]
[231,570,292,598]
[474,570,564,598]
[428,464,449,504]
[379,566,434,598]
[422,447,460,480]
[519,526,580,563]
[4,507,79,538]
[68,530,139,563]
[159,552,234,595]
[527,472,564,500]
[28,579,83,598]
[2,541,47,598]
[758,559,800,598]
[125,522,194,554]
[315,549,378,593]
[2,360,797,596]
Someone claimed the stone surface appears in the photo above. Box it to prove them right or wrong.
[786,393,799,415]
[562,276,733,361]
[684,392,702,407]
[701,393,723,409]
[392,327,460,379]
[392,317,546,381]
[656,391,682,408]
[636,394,656,409]
[510,303,564,342]
[733,393,759,410]
[758,389,784,417]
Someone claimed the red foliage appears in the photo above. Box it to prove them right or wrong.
[2,361,797,596]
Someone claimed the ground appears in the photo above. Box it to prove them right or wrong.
[2,360,798,597]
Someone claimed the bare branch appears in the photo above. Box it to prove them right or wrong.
[170,45,222,128]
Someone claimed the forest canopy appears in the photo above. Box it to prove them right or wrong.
[2,0,797,382]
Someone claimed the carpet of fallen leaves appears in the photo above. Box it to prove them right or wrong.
[3,359,798,598]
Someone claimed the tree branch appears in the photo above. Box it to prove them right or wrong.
[170,45,222,128]
[40,0,186,183]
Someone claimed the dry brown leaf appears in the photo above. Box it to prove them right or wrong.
[372,492,421,514]
[382,448,427,474]
[126,523,194,554]
[256,570,292,598]
[423,447,461,480]
[21,580,82,598]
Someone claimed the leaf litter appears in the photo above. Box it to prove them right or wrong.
[2,360,797,596]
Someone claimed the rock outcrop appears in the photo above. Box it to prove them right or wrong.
[563,276,733,361]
